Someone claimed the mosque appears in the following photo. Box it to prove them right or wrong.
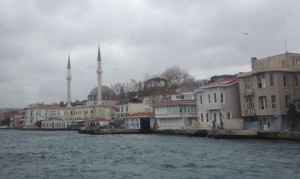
[64,46,116,121]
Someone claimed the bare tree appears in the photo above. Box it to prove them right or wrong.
[161,66,192,89]
[144,77,175,105]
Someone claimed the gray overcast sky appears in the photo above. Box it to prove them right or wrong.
[1,0,300,108]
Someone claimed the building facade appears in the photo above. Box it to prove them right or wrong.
[24,104,65,125]
[195,78,242,130]
[171,90,196,101]
[114,100,142,120]
[238,53,300,130]
[123,111,155,131]
[154,100,197,130]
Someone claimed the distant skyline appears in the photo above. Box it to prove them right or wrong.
[1,0,300,108]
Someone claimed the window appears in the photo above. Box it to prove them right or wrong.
[226,112,231,119]
[213,113,217,121]
[219,112,222,122]
[245,77,253,89]
[297,59,300,68]
[294,75,298,87]
[220,93,224,103]
[296,102,300,111]
[213,93,217,103]
[271,95,276,109]
[285,95,289,108]
[257,74,265,88]
[91,110,94,114]
[199,95,203,104]
[283,74,288,87]
[200,113,204,122]
[270,73,274,86]
[245,97,254,109]
[208,94,211,103]
[259,96,268,110]
[206,113,209,122]
[293,58,300,68]
[126,106,129,112]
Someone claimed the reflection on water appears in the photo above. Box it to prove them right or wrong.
[1,130,300,179]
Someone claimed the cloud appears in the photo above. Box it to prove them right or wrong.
[0,0,300,107]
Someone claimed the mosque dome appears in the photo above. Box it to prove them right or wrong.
[88,85,114,100]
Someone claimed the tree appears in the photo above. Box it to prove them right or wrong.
[35,120,42,128]
[144,77,174,104]
[287,103,300,130]
[161,66,194,90]
[0,116,10,126]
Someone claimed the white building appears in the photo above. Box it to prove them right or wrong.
[41,119,71,129]
[114,99,144,119]
[154,100,197,130]
[24,104,65,125]
[171,90,196,101]
[195,78,243,130]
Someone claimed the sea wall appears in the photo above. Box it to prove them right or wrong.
[258,131,300,141]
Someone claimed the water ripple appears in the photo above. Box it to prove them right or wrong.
[1,130,300,179]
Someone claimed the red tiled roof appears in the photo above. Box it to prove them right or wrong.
[153,100,196,106]
[33,105,64,110]
[124,111,155,118]
[0,112,7,118]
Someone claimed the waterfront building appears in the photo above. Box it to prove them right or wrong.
[171,90,196,101]
[114,99,150,120]
[153,100,197,130]
[9,109,24,128]
[123,111,155,131]
[24,104,64,125]
[238,52,300,130]
[195,78,242,130]
[142,96,155,112]
[41,119,72,129]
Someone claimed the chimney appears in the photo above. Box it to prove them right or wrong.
[251,57,257,70]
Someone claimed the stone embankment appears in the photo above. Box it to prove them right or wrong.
[257,131,300,141]
[78,128,300,141]
[78,128,141,135]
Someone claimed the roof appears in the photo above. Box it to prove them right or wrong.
[153,100,196,106]
[124,111,155,118]
[0,112,7,118]
[33,105,64,110]
[258,52,300,61]
[89,85,114,96]
[174,89,194,94]
[201,78,239,89]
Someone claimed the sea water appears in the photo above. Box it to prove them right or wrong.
[1,130,300,179]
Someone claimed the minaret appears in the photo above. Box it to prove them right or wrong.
[66,54,72,108]
[96,45,103,105]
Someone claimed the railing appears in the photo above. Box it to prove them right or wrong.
[245,109,256,115]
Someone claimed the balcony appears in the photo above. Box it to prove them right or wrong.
[243,88,255,96]
[244,109,256,116]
